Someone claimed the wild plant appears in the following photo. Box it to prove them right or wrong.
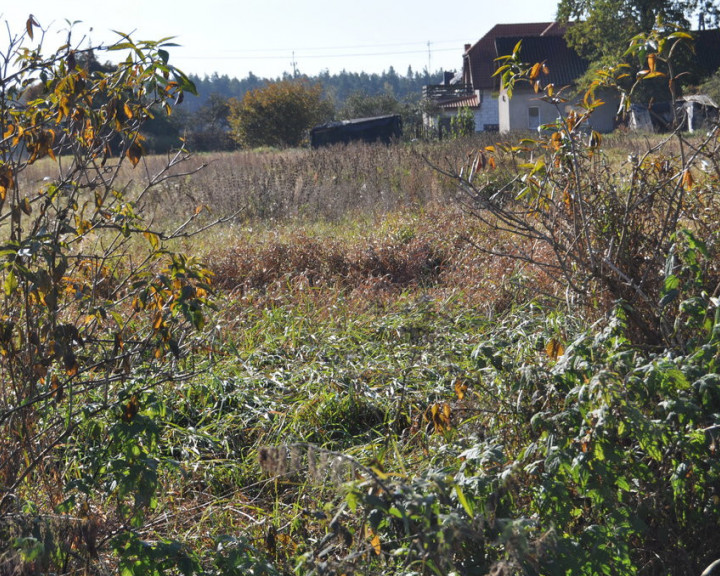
[0,17,217,574]
[444,26,720,348]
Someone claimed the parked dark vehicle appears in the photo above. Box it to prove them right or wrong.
[310,114,402,148]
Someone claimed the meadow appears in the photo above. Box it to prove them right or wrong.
[5,131,720,576]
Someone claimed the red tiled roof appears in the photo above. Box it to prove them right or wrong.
[463,22,567,91]
[437,94,480,109]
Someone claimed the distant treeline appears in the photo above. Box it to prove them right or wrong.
[182,67,446,112]
[141,67,447,153]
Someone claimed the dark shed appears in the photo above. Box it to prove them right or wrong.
[310,114,402,148]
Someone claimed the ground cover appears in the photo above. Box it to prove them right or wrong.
[4,132,720,575]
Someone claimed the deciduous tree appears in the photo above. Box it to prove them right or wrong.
[558,0,720,66]
[228,79,333,148]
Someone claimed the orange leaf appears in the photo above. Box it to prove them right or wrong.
[122,395,140,422]
[550,132,562,151]
[454,379,467,400]
[647,53,656,73]
[51,374,64,402]
[126,142,143,167]
[682,169,695,191]
[370,532,381,555]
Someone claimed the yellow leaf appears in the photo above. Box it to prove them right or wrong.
[545,337,565,360]
[370,533,381,555]
[143,231,160,250]
[529,62,542,81]
[123,102,133,119]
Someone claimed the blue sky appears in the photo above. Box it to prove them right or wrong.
[2,0,559,78]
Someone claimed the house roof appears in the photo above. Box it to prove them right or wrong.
[494,35,588,88]
[463,22,566,90]
[693,29,720,78]
[677,94,718,108]
[436,93,481,109]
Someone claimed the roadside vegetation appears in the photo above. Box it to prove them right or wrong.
[2,14,720,576]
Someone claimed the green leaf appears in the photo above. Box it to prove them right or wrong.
[455,484,474,518]
[4,269,17,296]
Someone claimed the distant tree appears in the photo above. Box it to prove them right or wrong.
[228,79,334,148]
[184,93,234,151]
[558,0,720,67]
[339,91,401,119]
[699,68,720,103]
[142,106,183,153]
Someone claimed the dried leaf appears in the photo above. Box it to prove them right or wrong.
[126,142,143,167]
[682,169,695,191]
[26,15,36,40]
[454,379,467,400]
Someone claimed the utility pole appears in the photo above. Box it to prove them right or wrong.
[427,41,432,74]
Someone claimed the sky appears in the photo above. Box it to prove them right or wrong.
[2,0,559,79]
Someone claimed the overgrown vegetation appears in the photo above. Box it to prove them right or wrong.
[3,13,720,576]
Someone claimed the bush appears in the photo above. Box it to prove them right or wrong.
[446,27,720,348]
[0,17,214,574]
[228,79,333,148]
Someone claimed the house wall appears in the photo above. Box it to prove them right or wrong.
[498,88,618,133]
[499,91,560,132]
[474,91,499,131]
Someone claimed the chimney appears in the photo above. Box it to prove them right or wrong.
[464,43,471,53]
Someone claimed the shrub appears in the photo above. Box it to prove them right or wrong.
[0,17,214,574]
[445,27,720,348]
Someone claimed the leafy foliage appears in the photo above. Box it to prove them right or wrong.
[451,26,720,347]
[5,12,720,576]
[558,0,720,67]
[0,16,214,575]
[450,106,476,139]
[227,79,333,148]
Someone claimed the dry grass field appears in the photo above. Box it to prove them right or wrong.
[6,131,720,575]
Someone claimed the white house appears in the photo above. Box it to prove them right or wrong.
[423,22,617,134]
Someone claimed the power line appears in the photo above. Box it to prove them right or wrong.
[180,47,459,61]
[216,39,466,54]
